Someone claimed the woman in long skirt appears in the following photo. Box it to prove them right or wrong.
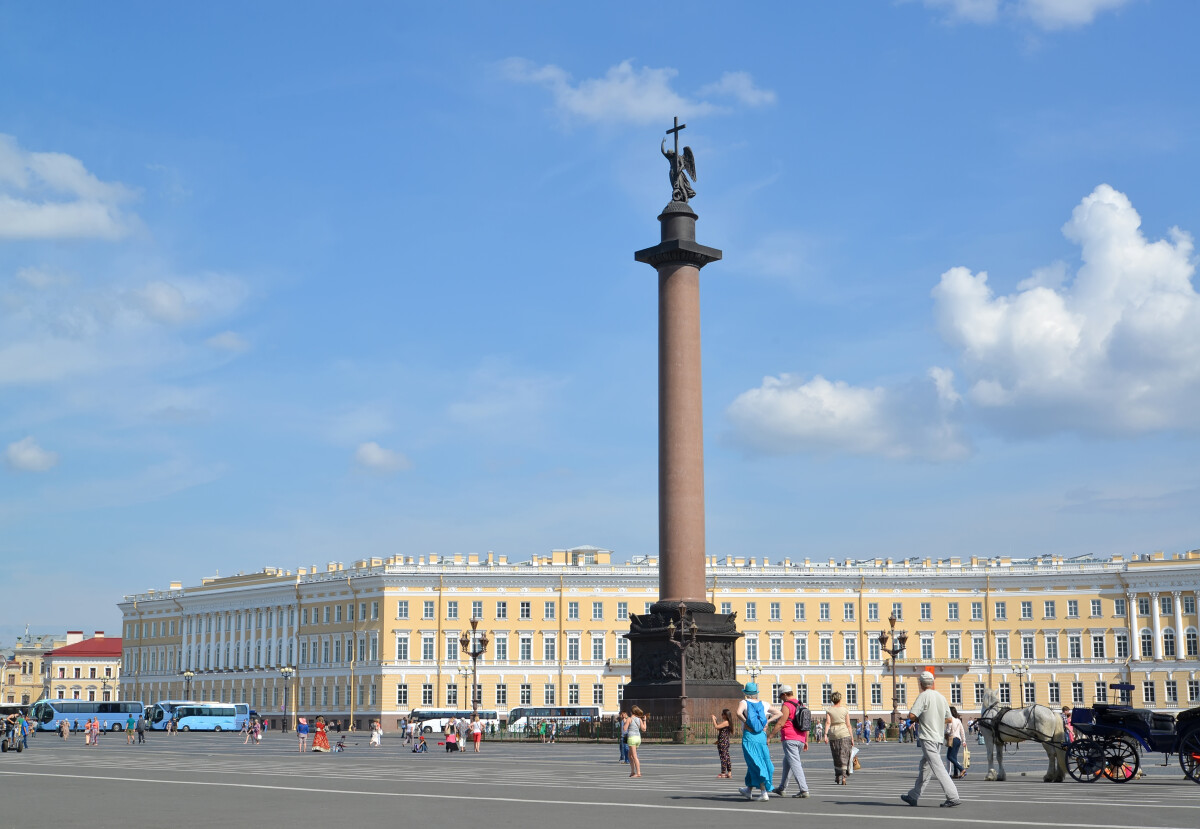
[311,716,331,752]
[823,691,855,784]
[711,709,734,778]
[737,684,782,800]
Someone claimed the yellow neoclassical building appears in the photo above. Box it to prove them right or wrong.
[118,546,1200,729]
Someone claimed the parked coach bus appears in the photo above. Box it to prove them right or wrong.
[172,703,241,732]
[29,699,145,731]
[505,706,601,733]
[408,708,500,733]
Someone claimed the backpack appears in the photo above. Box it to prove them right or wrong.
[791,700,812,734]
[745,700,767,733]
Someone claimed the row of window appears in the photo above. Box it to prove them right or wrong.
[394,681,607,709]
[739,628,1200,662]
[135,595,1200,638]
[54,666,114,679]
[393,632,626,663]
[394,599,631,622]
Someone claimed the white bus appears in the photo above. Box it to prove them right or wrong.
[505,705,601,733]
[408,708,500,733]
[146,700,248,731]
[28,699,145,731]
[172,703,241,732]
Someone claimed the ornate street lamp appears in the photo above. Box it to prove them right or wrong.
[1013,662,1028,705]
[746,659,762,684]
[280,666,295,733]
[181,669,195,701]
[665,602,698,732]
[877,613,908,726]
[458,618,489,718]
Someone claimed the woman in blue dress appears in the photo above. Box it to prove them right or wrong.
[737,682,783,801]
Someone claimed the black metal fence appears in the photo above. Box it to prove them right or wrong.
[452,715,743,744]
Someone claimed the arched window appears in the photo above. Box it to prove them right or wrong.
[1186,628,1198,658]
[1163,629,1177,658]
[1140,629,1154,658]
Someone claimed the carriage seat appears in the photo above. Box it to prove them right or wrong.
[1088,704,1174,736]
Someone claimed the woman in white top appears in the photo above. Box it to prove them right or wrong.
[946,706,967,778]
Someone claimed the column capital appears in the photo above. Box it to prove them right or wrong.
[1148,591,1160,598]
[1126,591,1138,599]
[1171,591,1182,598]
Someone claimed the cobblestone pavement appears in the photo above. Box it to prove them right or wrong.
[2,733,1198,829]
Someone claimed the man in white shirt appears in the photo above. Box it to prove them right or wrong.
[900,671,961,808]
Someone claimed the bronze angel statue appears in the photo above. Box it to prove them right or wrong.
[661,138,696,203]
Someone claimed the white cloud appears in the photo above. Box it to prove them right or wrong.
[354,441,411,473]
[697,72,777,108]
[4,436,59,472]
[1019,0,1132,29]
[932,184,1200,436]
[501,59,774,124]
[205,331,250,353]
[137,274,248,326]
[0,134,136,240]
[14,266,68,289]
[726,371,968,461]
[918,0,1132,29]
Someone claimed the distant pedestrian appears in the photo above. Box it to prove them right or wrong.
[242,719,252,745]
[618,711,630,764]
[124,716,134,744]
[1061,706,1074,743]
[312,716,330,752]
[772,685,810,798]
[297,717,310,752]
[899,671,960,808]
[736,682,781,801]
[470,715,482,753]
[135,716,146,744]
[711,709,733,778]
[370,720,382,747]
[625,706,645,778]
[823,691,854,785]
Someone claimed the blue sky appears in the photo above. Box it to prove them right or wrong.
[2,0,1199,641]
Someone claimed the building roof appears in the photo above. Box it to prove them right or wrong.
[45,637,122,659]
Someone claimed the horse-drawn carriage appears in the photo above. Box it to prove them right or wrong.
[1067,702,1200,784]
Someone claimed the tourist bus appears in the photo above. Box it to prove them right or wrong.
[28,699,145,731]
[408,708,500,733]
[146,700,248,731]
[172,703,242,732]
[505,705,601,733]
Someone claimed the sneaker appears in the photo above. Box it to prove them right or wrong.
[738,786,752,799]
[758,790,770,801]
[771,787,784,796]
[900,794,918,807]
[939,800,962,808]
[794,791,810,798]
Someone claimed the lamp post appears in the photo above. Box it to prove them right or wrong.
[280,666,295,733]
[665,602,698,734]
[458,618,489,718]
[1013,662,1028,705]
[101,679,111,702]
[746,659,761,684]
[181,670,195,701]
[877,613,908,726]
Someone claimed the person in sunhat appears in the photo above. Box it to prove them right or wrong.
[736,681,782,801]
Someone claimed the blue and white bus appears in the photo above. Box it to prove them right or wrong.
[172,703,241,732]
[146,700,248,730]
[29,699,145,731]
[505,705,601,733]
[409,708,501,733]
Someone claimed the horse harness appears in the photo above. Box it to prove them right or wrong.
[978,702,1057,746]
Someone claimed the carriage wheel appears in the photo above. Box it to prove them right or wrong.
[1178,730,1200,784]
[1066,739,1105,783]
[1102,738,1140,783]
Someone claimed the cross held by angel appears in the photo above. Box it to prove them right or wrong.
[661,117,696,203]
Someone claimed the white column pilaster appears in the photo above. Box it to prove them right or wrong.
[1126,593,1139,662]
[1150,592,1163,661]
[1173,592,1185,661]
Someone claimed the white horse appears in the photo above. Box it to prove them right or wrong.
[978,691,1067,782]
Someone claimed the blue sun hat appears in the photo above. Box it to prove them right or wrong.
[743,682,758,695]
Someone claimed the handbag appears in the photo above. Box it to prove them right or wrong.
[963,746,971,768]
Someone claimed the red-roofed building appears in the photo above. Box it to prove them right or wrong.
[44,633,123,702]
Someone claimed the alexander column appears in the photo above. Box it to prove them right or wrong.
[624,118,742,738]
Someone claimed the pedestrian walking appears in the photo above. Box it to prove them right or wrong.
[900,671,961,808]
[297,717,309,752]
[370,719,383,747]
[625,706,645,778]
[736,682,781,801]
[242,718,252,745]
[135,716,146,744]
[772,685,811,798]
[946,706,967,779]
[470,715,483,752]
[124,715,134,744]
[710,709,733,778]
[618,711,630,764]
[823,691,855,785]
